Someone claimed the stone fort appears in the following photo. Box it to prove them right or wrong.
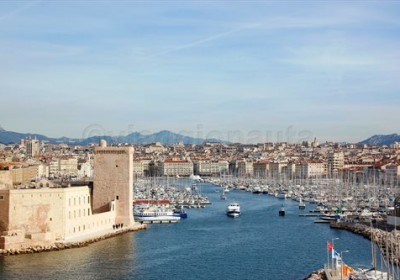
[0,140,136,250]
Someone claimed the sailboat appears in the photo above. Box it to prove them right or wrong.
[220,189,226,200]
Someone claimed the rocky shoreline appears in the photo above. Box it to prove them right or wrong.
[330,221,400,264]
[0,225,147,256]
[303,268,327,280]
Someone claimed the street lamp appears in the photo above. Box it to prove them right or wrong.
[340,250,350,280]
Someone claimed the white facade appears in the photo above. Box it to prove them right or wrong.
[237,160,254,176]
[328,152,344,174]
[78,161,93,179]
[195,160,229,175]
[296,162,326,178]
[161,160,193,176]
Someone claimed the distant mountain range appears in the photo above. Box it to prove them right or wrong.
[1,126,399,146]
[359,134,400,146]
[0,128,224,145]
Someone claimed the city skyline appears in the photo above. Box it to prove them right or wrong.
[1,1,399,143]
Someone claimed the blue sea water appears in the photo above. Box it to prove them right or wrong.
[0,182,377,280]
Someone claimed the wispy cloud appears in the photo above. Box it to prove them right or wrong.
[0,1,399,141]
[0,0,41,21]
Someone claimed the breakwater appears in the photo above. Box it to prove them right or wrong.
[0,224,147,256]
[330,221,400,265]
[303,269,327,280]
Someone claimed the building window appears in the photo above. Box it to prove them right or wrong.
[49,217,52,221]
[116,195,119,200]
[0,195,4,200]
[88,208,90,216]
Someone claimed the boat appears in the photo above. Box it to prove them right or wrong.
[220,189,227,200]
[226,202,241,218]
[134,205,181,224]
[279,204,285,216]
[252,186,262,194]
[276,191,287,199]
[299,198,306,210]
[350,269,392,280]
[173,205,188,219]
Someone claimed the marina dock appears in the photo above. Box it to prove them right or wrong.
[299,213,322,217]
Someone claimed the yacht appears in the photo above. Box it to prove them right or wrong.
[276,191,287,199]
[226,202,241,218]
[299,198,306,210]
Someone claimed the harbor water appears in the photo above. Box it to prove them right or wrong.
[0,182,377,280]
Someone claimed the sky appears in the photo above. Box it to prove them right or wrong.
[0,1,399,144]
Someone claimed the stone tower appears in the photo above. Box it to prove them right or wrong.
[93,140,134,226]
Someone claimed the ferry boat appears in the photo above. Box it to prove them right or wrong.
[173,205,188,219]
[226,202,241,218]
[134,205,181,224]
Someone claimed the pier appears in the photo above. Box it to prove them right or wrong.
[299,213,322,217]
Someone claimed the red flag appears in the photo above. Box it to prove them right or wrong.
[327,242,333,251]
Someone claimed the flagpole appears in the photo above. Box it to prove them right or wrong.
[327,241,330,270]
[331,237,339,272]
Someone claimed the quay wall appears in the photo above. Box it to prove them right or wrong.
[0,224,146,256]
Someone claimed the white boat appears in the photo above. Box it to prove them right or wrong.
[276,191,287,199]
[299,198,306,209]
[134,205,181,224]
[350,268,392,279]
[226,202,241,218]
